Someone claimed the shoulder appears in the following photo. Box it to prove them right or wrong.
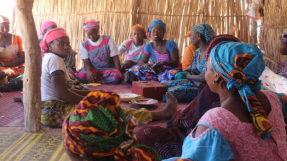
[81,39,90,47]
[198,107,231,126]
[166,40,178,46]
[102,35,111,40]
[43,53,63,63]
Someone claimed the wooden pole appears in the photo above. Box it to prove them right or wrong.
[16,0,42,132]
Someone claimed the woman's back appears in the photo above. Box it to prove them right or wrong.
[198,90,287,160]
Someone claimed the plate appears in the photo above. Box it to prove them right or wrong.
[131,98,158,107]
[118,93,139,102]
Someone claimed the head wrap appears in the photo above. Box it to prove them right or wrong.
[282,33,287,43]
[193,23,216,44]
[209,42,271,139]
[206,34,241,60]
[62,91,161,161]
[185,31,191,37]
[83,20,100,31]
[147,20,166,38]
[40,28,69,52]
[0,15,9,24]
[39,21,57,38]
[131,24,147,39]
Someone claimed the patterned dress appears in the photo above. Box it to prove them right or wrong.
[76,35,123,84]
[129,40,181,83]
[162,49,206,102]
[274,60,287,78]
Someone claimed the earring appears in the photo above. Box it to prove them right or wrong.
[49,48,52,52]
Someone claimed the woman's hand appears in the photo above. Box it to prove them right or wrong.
[86,70,96,83]
[152,61,166,69]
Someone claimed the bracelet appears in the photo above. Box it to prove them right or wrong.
[0,62,5,67]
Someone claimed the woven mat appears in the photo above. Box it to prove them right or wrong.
[0,133,69,161]
[0,84,190,130]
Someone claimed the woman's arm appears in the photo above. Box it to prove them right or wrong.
[71,88,91,96]
[139,54,150,66]
[112,55,121,72]
[166,49,180,67]
[187,73,205,82]
[83,59,95,83]
[1,51,25,67]
[51,70,84,104]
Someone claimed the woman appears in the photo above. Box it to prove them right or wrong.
[63,91,161,161]
[76,20,123,84]
[135,35,245,159]
[39,21,78,75]
[182,31,197,71]
[161,23,216,102]
[40,28,177,127]
[118,24,149,73]
[0,15,25,78]
[129,20,181,82]
[164,42,287,161]
[274,33,287,78]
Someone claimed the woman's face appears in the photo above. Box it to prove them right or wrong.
[44,25,57,35]
[189,29,199,46]
[132,29,144,43]
[280,39,287,55]
[48,37,71,57]
[86,29,99,42]
[151,26,164,41]
[0,22,10,35]
[205,58,219,93]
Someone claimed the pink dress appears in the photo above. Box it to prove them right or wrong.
[196,90,287,160]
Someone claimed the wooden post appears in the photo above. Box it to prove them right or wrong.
[16,0,42,132]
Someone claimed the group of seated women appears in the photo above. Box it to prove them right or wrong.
[1,14,287,160]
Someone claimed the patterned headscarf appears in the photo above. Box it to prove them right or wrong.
[282,33,287,43]
[210,42,271,139]
[131,24,147,39]
[0,15,9,24]
[83,20,100,31]
[193,23,216,44]
[147,20,166,38]
[39,21,57,39]
[206,34,241,60]
[40,28,69,52]
[62,91,161,161]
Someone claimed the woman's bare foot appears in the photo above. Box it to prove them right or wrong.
[150,93,178,120]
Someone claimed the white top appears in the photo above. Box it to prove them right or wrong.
[79,35,120,60]
[41,53,70,101]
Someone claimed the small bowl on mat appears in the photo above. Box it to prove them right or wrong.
[131,98,158,108]
[118,93,139,102]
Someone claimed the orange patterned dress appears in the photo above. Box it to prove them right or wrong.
[0,34,24,77]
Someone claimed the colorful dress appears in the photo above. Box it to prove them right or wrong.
[164,90,287,161]
[118,39,149,64]
[161,49,206,102]
[0,34,24,77]
[129,40,181,82]
[274,60,287,78]
[136,85,220,159]
[76,35,123,84]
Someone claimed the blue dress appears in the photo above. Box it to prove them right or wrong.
[162,49,206,102]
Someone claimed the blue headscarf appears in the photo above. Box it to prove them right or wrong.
[193,23,216,44]
[210,42,272,140]
[147,20,166,34]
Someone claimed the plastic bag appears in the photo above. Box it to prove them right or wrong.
[259,67,287,94]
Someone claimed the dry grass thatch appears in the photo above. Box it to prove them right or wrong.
[259,0,287,70]
[13,0,255,69]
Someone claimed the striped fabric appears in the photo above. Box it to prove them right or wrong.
[0,133,69,161]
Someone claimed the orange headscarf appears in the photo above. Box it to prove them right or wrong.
[131,24,147,39]
[0,15,9,24]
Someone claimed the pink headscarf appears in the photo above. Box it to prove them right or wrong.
[82,20,100,30]
[40,21,57,36]
[0,15,9,24]
[40,28,69,52]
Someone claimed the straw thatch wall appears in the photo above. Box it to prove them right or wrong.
[259,0,287,70]
[13,0,255,69]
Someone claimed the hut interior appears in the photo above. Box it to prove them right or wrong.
[0,0,287,160]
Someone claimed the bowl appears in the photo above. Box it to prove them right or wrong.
[131,98,158,108]
[118,93,139,102]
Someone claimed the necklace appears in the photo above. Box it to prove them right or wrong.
[220,93,237,104]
